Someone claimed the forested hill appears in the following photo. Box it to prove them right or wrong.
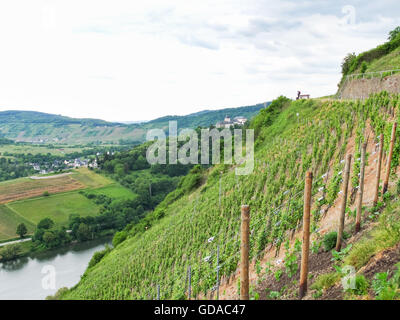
[0,103,267,145]
[143,103,268,129]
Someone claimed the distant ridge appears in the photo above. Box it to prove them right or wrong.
[0,102,269,144]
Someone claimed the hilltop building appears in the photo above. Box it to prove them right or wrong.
[216,115,247,128]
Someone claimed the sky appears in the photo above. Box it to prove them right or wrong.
[0,0,399,122]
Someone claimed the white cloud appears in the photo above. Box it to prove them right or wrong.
[0,0,399,121]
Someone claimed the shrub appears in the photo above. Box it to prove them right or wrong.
[346,275,369,296]
[372,264,400,300]
[88,245,112,268]
[323,231,337,251]
[112,231,127,247]
[42,191,50,197]
[360,61,368,74]
[0,244,21,261]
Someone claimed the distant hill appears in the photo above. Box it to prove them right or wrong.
[0,103,268,145]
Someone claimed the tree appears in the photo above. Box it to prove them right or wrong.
[37,217,55,230]
[76,223,91,241]
[388,26,400,41]
[16,223,27,238]
[0,244,21,261]
[341,52,356,75]
[42,231,59,248]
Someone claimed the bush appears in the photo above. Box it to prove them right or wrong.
[361,61,368,74]
[0,244,21,261]
[88,246,112,268]
[323,231,337,251]
[112,230,127,247]
[42,191,50,197]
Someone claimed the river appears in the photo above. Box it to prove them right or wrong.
[0,238,111,300]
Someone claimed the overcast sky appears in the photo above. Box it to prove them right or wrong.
[0,0,399,122]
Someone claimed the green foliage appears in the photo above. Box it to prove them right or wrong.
[112,231,127,247]
[341,52,356,75]
[331,244,352,263]
[251,96,291,140]
[388,26,400,41]
[16,223,28,238]
[37,217,55,230]
[60,92,400,300]
[360,61,368,74]
[372,264,400,300]
[268,291,281,299]
[88,245,112,269]
[311,272,340,291]
[42,191,50,197]
[0,244,21,261]
[323,231,338,251]
[346,275,369,296]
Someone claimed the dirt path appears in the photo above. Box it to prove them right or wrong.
[29,172,72,180]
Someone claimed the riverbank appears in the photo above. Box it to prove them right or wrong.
[0,237,111,300]
[0,229,114,263]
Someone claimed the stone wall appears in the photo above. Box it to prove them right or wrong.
[340,73,400,99]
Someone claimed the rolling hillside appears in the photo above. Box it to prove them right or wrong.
[0,103,267,145]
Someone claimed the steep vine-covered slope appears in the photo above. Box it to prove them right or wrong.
[60,92,400,300]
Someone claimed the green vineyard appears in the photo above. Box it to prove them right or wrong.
[61,92,400,300]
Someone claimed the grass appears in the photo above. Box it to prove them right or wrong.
[0,205,35,240]
[344,199,400,270]
[71,168,113,189]
[361,47,400,74]
[7,192,100,227]
[311,272,340,291]
[89,185,137,200]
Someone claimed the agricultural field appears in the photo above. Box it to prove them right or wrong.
[0,168,130,241]
[0,175,85,204]
[7,192,100,227]
[89,185,137,200]
[0,144,88,156]
[0,205,35,240]
[70,168,114,189]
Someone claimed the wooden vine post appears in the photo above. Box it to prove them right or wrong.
[299,171,312,299]
[373,134,384,206]
[240,205,250,300]
[336,154,352,252]
[383,122,397,194]
[355,143,367,233]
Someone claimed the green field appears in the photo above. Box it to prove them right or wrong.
[0,168,132,241]
[71,168,114,188]
[0,205,35,240]
[7,192,100,227]
[0,144,87,156]
[89,185,137,200]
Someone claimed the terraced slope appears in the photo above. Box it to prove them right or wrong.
[60,92,400,300]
